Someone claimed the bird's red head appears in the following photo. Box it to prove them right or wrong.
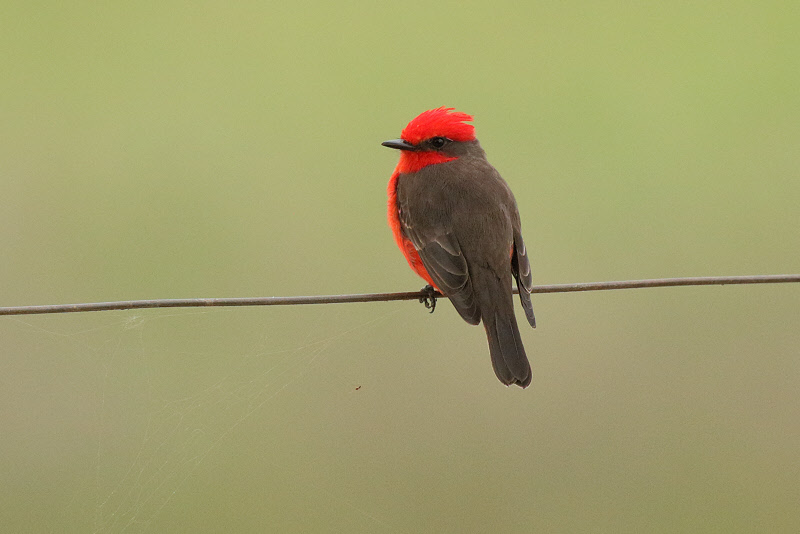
[400,107,475,145]
[384,107,476,174]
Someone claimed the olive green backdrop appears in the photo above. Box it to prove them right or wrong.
[2,2,798,532]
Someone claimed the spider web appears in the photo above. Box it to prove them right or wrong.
[3,306,401,532]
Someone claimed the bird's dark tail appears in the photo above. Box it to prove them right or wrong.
[478,273,532,388]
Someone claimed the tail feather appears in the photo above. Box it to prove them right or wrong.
[471,262,533,388]
[484,310,532,388]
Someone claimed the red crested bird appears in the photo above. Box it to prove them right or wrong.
[383,107,536,388]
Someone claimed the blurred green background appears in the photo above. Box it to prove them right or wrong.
[2,2,799,532]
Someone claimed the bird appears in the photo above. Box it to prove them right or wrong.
[383,107,536,388]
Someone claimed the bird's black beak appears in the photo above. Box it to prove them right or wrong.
[381,139,417,151]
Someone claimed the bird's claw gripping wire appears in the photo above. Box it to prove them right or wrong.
[419,285,437,313]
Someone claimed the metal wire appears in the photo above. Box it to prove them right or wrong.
[1,274,798,317]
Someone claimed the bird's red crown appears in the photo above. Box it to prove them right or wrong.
[401,107,475,145]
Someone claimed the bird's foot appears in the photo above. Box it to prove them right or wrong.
[419,285,437,314]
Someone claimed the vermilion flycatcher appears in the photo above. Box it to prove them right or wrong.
[383,107,536,388]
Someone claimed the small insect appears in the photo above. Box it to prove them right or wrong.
[355,386,361,391]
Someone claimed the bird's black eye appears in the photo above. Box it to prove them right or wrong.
[429,137,449,149]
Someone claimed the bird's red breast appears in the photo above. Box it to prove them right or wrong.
[387,169,438,288]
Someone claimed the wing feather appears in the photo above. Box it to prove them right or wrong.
[511,231,536,328]
[402,217,481,325]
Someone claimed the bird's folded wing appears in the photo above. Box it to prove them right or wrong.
[511,231,536,328]
[405,226,481,325]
